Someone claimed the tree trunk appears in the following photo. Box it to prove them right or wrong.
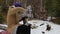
[27,0,47,20]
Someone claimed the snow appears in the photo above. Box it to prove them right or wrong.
[0,20,60,34]
[0,29,4,32]
[19,20,60,34]
[0,24,8,28]
[0,24,8,32]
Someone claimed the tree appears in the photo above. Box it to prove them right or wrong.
[45,0,60,17]
[0,14,5,24]
[55,0,60,17]
[45,0,60,24]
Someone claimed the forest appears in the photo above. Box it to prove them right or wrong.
[0,0,60,24]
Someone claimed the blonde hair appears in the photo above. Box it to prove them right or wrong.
[7,6,26,34]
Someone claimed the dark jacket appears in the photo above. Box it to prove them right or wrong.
[16,24,31,34]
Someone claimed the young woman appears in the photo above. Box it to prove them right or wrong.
[7,2,26,34]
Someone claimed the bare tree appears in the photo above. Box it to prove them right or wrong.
[27,0,47,20]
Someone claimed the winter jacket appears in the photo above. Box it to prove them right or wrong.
[1,30,10,34]
[16,24,31,34]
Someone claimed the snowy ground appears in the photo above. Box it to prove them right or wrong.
[20,20,60,34]
[0,20,60,34]
[0,24,8,32]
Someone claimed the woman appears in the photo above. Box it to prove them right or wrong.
[7,2,26,34]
